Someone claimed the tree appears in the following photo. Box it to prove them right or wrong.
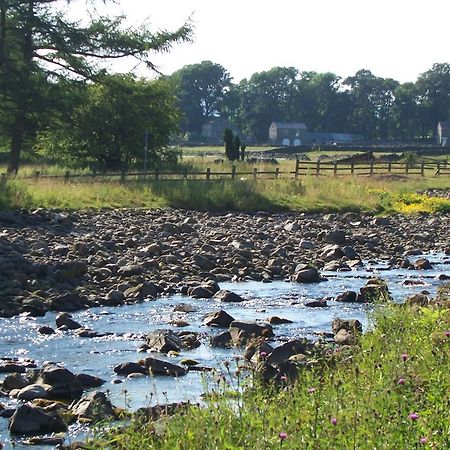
[36,74,180,172]
[0,0,192,173]
[233,135,241,161]
[223,127,235,161]
[169,61,231,134]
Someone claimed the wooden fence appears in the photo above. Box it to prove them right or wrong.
[1,160,449,182]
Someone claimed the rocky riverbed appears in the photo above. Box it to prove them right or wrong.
[0,208,449,318]
[0,208,449,448]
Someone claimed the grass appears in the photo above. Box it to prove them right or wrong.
[0,175,449,213]
[87,288,450,449]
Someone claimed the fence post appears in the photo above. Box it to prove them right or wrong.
[206,168,211,180]
[183,169,188,180]
[436,162,440,176]
[421,163,425,177]
[64,171,70,183]
[294,157,299,178]
[316,160,320,176]
[350,163,354,175]
[155,169,159,180]
[405,163,409,174]
[253,167,257,180]
[231,165,236,180]
[34,171,40,180]
[275,167,280,179]
[388,161,392,173]
[333,161,337,176]
[370,161,374,175]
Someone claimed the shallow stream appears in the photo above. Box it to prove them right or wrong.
[0,253,448,448]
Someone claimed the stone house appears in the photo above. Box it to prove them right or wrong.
[269,122,308,146]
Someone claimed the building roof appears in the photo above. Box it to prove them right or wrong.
[271,122,307,130]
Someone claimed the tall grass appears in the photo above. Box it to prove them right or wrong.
[0,175,449,213]
[88,291,450,449]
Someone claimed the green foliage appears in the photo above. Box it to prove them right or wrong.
[35,74,180,172]
[223,127,235,161]
[88,299,450,449]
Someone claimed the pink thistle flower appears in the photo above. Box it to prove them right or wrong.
[331,417,337,426]
[260,351,267,358]
[307,387,316,394]
[408,412,419,420]
[398,377,405,385]
[420,437,427,444]
[280,375,288,382]
[279,432,287,441]
[445,331,450,337]
[401,353,408,362]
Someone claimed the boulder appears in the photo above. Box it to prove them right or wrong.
[358,279,391,303]
[118,264,144,277]
[323,230,346,245]
[37,366,83,399]
[265,316,293,325]
[413,258,433,270]
[55,260,88,280]
[213,290,245,303]
[70,391,117,422]
[114,362,147,376]
[267,340,310,365]
[405,293,429,307]
[229,321,274,346]
[210,331,232,348]
[144,358,187,377]
[38,326,55,335]
[189,286,215,299]
[76,373,106,388]
[106,290,125,306]
[9,404,67,434]
[203,310,235,328]
[193,254,215,270]
[2,373,30,392]
[305,300,328,308]
[335,291,358,303]
[17,384,49,400]
[293,268,321,283]
[50,292,89,312]
[332,318,362,335]
[334,329,357,345]
[56,312,82,330]
[146,330,182,353]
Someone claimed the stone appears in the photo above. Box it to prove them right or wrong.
[299,240,315,250]
[76,373,106,388]
[405,293,429,307]
[189,286,215,299]
[146,329,182,353]
[144,357,187,377]
[265,316,293,325]
[335,291,358,303]
[70,390,117,422]
[9,404,67,434]
[193,254,215,270]
[210,331,232,348]
[305,300,328,307]
[267,340,310,365]
[38,366,83,399]
[38,326,56,335]
[113,362,147,376]
[229,321,274,346]
[203,310,235,328]
[293,268,321,283]
[118,264,143,277]
[358,279,391,303]
[413,258,433,270]
[332,318,363,334]
[106,290,125,305]
[213,290,245,303]
[17,384,49,400]
[334,329,357,345]
[2,373,30,392]
[56,312,82,330]
[50,293,89,312]
[323,230,346,245]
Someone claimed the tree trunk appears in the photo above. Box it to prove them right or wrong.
[7,0,34,174]
[0,0,6,68]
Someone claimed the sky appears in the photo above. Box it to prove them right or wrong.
[71,0,450,83]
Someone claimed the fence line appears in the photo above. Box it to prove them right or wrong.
[1,160,448,182]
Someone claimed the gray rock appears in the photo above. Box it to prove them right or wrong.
[70,390,117,421]
[334,329,357,345]
[9,404,67,434]
[267,340,310,365]
[229,321,274,346]
[210,331,232,348]
[332,318,363,334]
[413,258,433,270]
[76,373,106,388]
[213,290,245,303]
[114,362,147,376]
[55,260,88,280]
[293,268,321,283]
[203,310,235,328]
[146,329,182,353]
[56,312,82,330]
[17,384,49,400]
[50,292,89,312]
[2,373,30,392]
[144,357,187,377]
[265,316,293,325]
[335,291,358,303]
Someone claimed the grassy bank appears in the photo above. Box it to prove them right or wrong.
[89,289,450,449]
[1,175,449,213]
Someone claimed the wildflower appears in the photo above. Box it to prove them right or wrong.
[420,437,427,444]
[279,432,287,441]
[445,330,450,338]
[307,387,316,394]
[331,417,337,426]
[398,377,405,385]
[408,412,419,420]
[401,353,408,362]
[280,375,288,382]
[260,351,267,358]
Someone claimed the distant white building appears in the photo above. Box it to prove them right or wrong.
[269,122,308,146]
[437,121,450,146]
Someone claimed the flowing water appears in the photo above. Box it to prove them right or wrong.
[0,254,448,448]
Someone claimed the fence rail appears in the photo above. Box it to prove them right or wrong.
[1,160,449,182]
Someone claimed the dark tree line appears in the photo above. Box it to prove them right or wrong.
[169,61,450,143]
